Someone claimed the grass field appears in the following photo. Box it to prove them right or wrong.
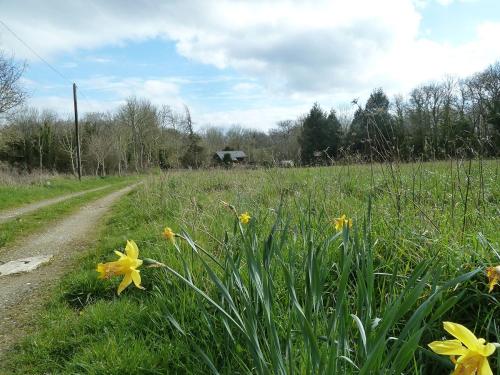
[0,174,132,211]
[2,160,499,374]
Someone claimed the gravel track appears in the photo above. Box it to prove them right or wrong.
[0,183,139,356]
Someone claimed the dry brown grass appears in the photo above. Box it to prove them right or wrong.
[0,163,62,186]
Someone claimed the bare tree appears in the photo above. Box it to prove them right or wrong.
[88,131,113,176]
[269,119,302,163]
[56,120,77,176]
[0,52,26,114]
[117,97,160,171]
[112,121,131,175]
[202,126,226,152]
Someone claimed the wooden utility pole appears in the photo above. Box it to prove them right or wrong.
[72,83,82,181]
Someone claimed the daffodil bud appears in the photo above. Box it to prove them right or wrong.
[143,258,166,268]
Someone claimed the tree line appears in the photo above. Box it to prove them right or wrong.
[300,64,500,163]
[0,53,498,175]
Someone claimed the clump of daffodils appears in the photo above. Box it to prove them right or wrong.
[428,321,497,375]
[97,240,164,295]
[334,214,352,231]
[486,265,500,292]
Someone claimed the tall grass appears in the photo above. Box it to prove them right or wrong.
[3,160,499,374]
[153,198,482,374]
[0,166,60,186]
[0,173,134,211]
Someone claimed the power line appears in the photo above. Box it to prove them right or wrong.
[77,88,98,111]
[0,19,86,178]
[0,20,145,114]
[0,19,72,84]
[0,19,98,112]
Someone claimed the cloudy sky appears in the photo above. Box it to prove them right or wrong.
[1,0,500,130]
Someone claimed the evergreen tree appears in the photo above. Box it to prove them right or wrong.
[347,89,394,160]
[299,103,343,164]
[364,88,394,159]
[326,108,343,157]
[347,107,366,155]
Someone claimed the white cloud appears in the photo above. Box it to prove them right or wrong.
[78,76,183,107]
[26,79,306,130]
[435,0,455,5]
[2,0,500,129]
[85,56,112,64]
[195,104,311,131]
[2,0,497,93]
[378,21,500,92]
[23,75,184,118]
[27,95,119,118]
[434,0,478,5]
[232,82,260,93]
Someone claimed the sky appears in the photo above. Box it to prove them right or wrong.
[1,0,500,131]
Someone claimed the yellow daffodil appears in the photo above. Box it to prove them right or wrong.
[97,240,144,295]
[239,212,251,224]
[163,227,175,242]
[486,265,500,292]
[428,321,496,375]
[334,214,352,231]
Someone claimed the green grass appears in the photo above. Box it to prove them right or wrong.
[0,177,137,249]
[2,160,499,374]
[0,175,132,211]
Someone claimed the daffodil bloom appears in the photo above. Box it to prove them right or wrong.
[428,321,496,375]
[163,227,175,242]
[334,214,352,231]
[486,265,500,292]
[97,240,144,295]
[239,212,251,224]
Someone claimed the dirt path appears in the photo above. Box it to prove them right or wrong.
[0,183,139,356]
[0,184,111,223]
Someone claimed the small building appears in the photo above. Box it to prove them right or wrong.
[213,150,247,164]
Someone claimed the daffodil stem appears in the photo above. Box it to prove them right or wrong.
[162,266,244,333]
[178,234,224,269]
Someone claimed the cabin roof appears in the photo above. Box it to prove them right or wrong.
[214,151,247,161]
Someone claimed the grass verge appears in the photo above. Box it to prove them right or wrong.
[0,175,134,211]
[2,160,499,374]
[0,177,137,249]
